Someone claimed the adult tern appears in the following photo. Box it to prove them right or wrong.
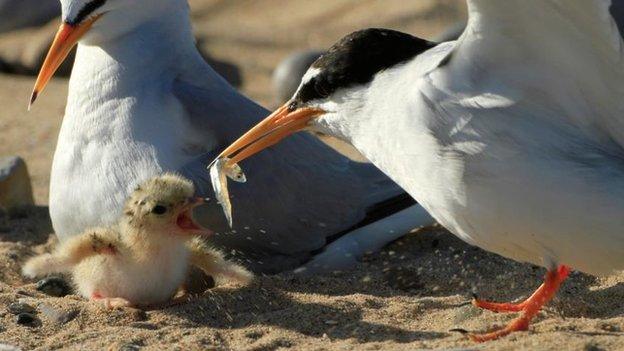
[216,0,624,340]
[29,0,433,272]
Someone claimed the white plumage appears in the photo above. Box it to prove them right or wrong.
[310,0,624,276]
[214,0,624,340]
[33,0,433,272]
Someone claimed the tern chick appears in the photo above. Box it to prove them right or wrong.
[23,173,252,308]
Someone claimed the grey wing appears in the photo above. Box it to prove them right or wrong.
[172,79,406,268]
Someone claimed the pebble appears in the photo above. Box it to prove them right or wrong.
[0,156,34,214]
[7,302,35,315]
[36,277,72,297]
[39,304,78,324]
[16,312,38,327]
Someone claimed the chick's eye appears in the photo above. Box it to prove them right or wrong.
[151,205,167,214]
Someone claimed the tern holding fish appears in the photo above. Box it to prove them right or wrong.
[214,0,624,341]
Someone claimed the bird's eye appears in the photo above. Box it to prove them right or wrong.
[287,101,298,112]
[151,205,167,214]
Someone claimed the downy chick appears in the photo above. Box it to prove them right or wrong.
[23,173,253,308]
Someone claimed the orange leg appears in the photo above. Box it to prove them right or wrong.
[472,297,526,313]
[467,265,570,342]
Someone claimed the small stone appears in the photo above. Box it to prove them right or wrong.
[39,304,78,324]
[16,312,38,326]
[324,320,338,325]
[36,276,72,297]
[7,302,36,315]
[0,156,34,215]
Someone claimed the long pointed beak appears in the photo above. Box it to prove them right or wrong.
[217,103,325,166]
[29,15,102,109]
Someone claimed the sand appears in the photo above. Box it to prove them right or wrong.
[1,1,624,350]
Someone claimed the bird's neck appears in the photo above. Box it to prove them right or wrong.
[65,5,202,125]
[70,9,197,86]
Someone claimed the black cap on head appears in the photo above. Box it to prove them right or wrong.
[67,0,107,26]
[292,28,434,106]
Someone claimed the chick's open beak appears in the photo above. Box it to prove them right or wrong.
[176,197,212,235]
[217,103,325,166]
[29,15,103,109]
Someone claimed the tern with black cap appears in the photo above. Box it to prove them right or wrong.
[217,0,624,341]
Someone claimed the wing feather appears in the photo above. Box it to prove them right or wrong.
[448,0,624,148]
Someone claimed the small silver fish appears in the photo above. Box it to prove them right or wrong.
[209,158,246,227]
[225,162,247,183]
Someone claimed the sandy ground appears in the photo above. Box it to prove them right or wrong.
[2,1,624,350]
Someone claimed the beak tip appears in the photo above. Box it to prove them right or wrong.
[28,90,38,110]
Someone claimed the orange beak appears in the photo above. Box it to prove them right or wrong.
[29,15,103,109]
[216,103,325,166]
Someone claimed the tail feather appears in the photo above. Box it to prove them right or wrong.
[296,204,434,275]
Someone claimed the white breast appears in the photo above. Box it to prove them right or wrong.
[49,44,202,239]
[342,50,624,277]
